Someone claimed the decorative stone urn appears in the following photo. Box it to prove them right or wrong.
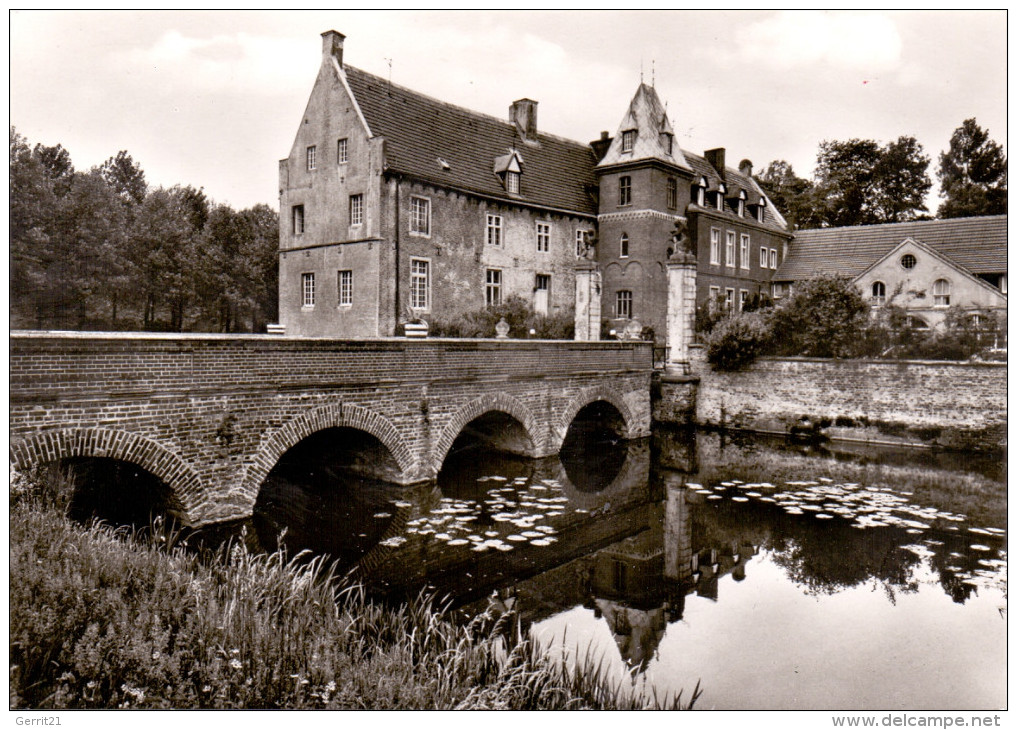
[494,318,510,339]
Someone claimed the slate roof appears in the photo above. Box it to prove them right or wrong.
[596,83,691,170]
[683,151,789,234]
[344,66,598,216]
[775,215,1008,281]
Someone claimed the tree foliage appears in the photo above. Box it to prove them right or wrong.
[755,161,824,231]
[10,128,279,332]
[937,118,1007,218]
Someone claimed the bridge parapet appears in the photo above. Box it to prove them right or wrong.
[11,332,654,526]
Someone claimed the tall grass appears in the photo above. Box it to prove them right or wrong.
[9,481,699,710]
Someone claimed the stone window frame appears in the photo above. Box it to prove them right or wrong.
[349,194,364,227]
[769,248,778,270]
[337,269,353,307]
[900,253,917,270]
[485,268,503,307]
[301,272,315,309]
[725,231,736,268]
[616,289,633,319]
[710,228,721,266]
[620,233,630,259]
[536,221,551,253]
[337,138,349,165]
[740,233,750,270]
[306,145,317,171]
[292,204,305,236]
[760,246,768,269]
[409,196,431,237]
[725,287,735,311]
[486,214,503,247]
[410,257,431,313]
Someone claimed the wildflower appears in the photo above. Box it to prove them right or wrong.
[152,651,161,660]
[229,658,243,671]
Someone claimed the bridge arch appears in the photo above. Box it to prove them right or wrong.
[431,393,544,473]
[244,402,416,505]
[555,385,638,447]
[9,428,206,524]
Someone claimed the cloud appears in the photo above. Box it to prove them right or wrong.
[116,30,316,96]
[735,11,902,72]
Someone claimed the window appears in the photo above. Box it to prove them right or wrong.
[739,290,748,312]
[292,205,305,235]
[535,274,550,303]
[710,229,721,265]
[696,185,706,207]
[871,281,886,306]
[716,183,726,211]
[619,176,632,206]
[760,246,768,269]
[306,145,317,171]
[620,233,629,258]
[772,282,786,299]
[756,200,766,223]
[506,171,520,194]
[486,214,502,246]
[900,254,917,270]
[740,234,750,270]
[301,272,315,308]
[409,196,430,236]
[906,315,929,330]
[725,288,735,311]
[737,191,746,217]
[536,222,551,252]
[769,248,778,270]
[337,138,348,164]
[349,194,363,227]
[337,270,353,306]
[410,259,430,311]
[1001,275,1008,294]
[616,290,633,319]
[708,286,721,310]
[667,178,678,209]
[485,269,502,307]
[725,231,736,267]
[933,278,951,307]
[662,133,673,155]
[621,130,636,153]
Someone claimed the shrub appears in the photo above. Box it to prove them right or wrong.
[768,274,869,358]
[705,311,771,370]
[429,296,574,339]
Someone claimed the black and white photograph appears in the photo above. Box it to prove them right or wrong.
[9,9,1007,721]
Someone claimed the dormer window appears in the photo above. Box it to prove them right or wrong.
[506,171,520,194]
[715,183,726,211]
[621,130,636,153]
[695,176,708,207]
[493,149,524,194]
[755,198,767,223]
[736,190,747,217]
[661,132,673,155]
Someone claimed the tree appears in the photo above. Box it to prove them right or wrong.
[872,136,932,223]
[813,139,882,226]
[100,150,147,205]
[768,274,870,358]
[755,160,824,231]
[937,118,1007,218]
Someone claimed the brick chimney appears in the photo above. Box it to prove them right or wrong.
[510,98,538,140]
[705,148,727,180]
[322,30,345,67]
[739,159,753,178]
[591,131,612,162]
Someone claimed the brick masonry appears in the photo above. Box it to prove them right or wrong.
[689,346,1007,451]
[10,332,653,527]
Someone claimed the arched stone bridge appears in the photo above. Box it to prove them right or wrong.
[10,332,653,527]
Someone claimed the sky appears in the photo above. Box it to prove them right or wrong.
[9,10,1008,212]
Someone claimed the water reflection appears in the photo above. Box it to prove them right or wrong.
[249,426,1006,709]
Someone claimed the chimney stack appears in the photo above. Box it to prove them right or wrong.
[591,131,612,162]
[739,159,753,178]
[322,30,345,68]
[705,148,726,178]
[510,98,538,140]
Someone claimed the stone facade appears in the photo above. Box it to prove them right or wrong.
[10,332,653,526]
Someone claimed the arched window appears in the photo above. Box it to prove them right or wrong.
[620,233,629,258]
[933,278,951,307]
[871,281,886,306]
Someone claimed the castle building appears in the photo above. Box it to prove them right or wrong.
[278,30,791,340]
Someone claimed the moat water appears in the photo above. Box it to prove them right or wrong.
[246,428,1006,710]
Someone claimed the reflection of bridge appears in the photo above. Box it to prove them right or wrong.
[10,332,653,526]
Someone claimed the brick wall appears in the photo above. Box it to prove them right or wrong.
[10,333,653,525]
[690,346,1006,451]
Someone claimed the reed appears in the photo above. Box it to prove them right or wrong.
[9,483,699,710]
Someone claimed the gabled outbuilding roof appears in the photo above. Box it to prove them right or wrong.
[775,215,1007,281]
[344,66,598,216]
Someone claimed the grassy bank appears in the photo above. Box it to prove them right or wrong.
[9,492,698,710]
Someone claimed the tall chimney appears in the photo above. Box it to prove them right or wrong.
[591,130,612,162]
[705,148,726,179]
[510,98,538,140]
[322,30,345,67]
[738,159,753,178]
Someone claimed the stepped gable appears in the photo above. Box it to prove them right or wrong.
[344,66,598,215]
[776,215,1007,280]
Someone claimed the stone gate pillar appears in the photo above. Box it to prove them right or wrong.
[574,260,602,341]
[664,474,693,582]
[665,251,697,373]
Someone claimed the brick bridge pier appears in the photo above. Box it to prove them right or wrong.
[10,332,653,527]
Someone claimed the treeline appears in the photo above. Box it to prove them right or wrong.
[10,128,279,332]
[755,118,1007,230]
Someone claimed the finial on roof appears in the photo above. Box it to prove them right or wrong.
[652,59,655,88]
